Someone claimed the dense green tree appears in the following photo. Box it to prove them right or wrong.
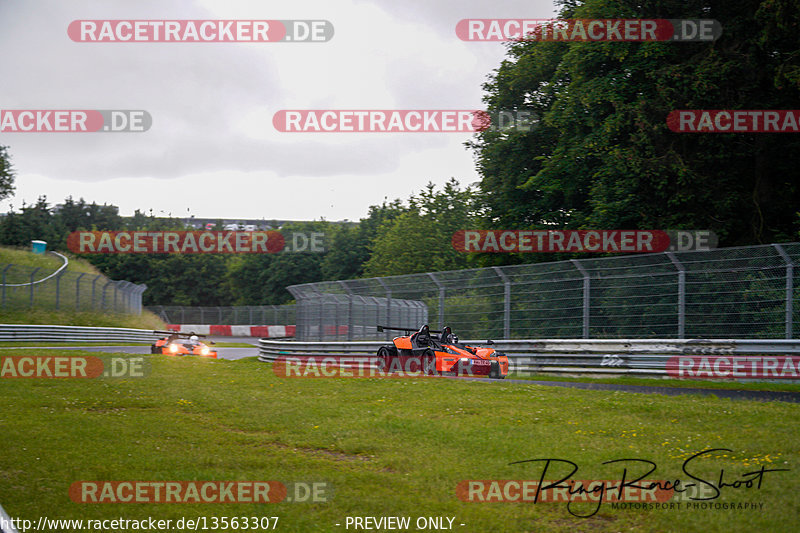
[469,0,800,249]
[0,197,65,249]
[0,145,15,201]
[364,180,481,277]
[321,201,404,280]
[225,221,332,305]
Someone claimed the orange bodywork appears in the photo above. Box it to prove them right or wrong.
[151,338,218,358]
[378,333,509,378]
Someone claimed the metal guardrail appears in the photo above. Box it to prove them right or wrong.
[146,305,295,326]
[258,338,800,377]
[0,324,163,343]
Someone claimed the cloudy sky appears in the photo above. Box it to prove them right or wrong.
[0,0,557,221]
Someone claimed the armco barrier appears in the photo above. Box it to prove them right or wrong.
[167,324,295,337]
[0,324,163,343]
[258,338,800,378]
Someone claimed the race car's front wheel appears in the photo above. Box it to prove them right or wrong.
[376,346,396,371]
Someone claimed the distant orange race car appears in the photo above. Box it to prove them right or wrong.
[376,324,508,379]
[151,331,218,358]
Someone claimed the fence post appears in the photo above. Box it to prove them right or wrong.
[2,264,12,308]
[570,260,590,339]
[377,278,392,340]
[75,273,85,311]
[427,273,445,330]
[101,280,113,311]
[55,270,65,310]
[773,244,794,339]
[29,267,40,307]
[91,275,101,310]
[666,252,686,339]
[339,281,354,341]
[313,286,325,341]
[138,285,147,314]
[492,267,511,339]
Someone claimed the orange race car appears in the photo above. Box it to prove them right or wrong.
[376,324,509,379]
[151,331,218,358]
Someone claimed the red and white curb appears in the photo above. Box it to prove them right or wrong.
[166,325,296,338]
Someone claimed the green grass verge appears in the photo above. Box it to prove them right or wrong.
[0,245,101,274]
[509,373,800,393]
[0,342,151,347]
[0,341,253,348]
[0,308,165,329]
[1,351,797,532]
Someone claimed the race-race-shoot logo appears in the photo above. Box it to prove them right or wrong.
[667,110,800,133]
[68,20,333,42]
[0,110,151,132]
[456,19,721,42]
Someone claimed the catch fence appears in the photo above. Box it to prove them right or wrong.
[287,243,800,341]
[0,256,146,314]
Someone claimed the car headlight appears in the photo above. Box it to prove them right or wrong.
[201,347,210,356]
[169,343,178,353]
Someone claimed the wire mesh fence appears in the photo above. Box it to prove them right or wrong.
[0,262,146,314]
[146,305,296,325]
[288,243,800,341]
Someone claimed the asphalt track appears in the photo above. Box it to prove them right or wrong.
[4,342,800,403]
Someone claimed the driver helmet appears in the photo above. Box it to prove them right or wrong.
[189,335,199,343]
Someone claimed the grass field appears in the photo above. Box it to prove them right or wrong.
[0,245,154,322]
[0,308,165,329]
[2,351,798,533]
[0,246,102,274]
